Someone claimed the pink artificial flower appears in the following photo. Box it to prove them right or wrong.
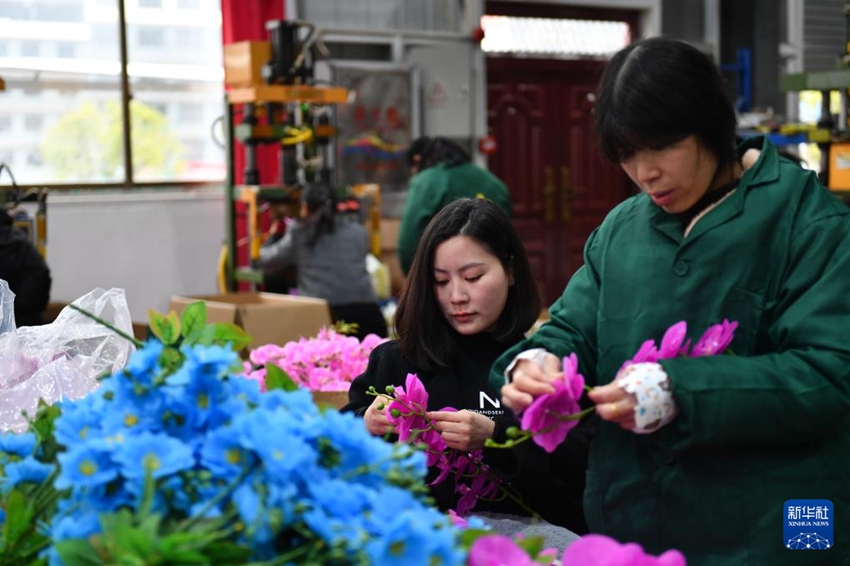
[657,321,688,359]
[468,535,536,566]
[690,319,738,357]
[447,509,468,528]
[520,354,585,453]
[561,534,686,566]
[386,373,430,442]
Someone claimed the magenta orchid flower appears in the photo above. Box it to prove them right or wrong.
[520,354,585,453]
[467,535,538,566]
[690,319,738,357]
[386,373,430,442]
[657,321,688,358]
[561,534,686,566]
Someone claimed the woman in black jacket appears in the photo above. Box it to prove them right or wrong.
[343,198,592,534]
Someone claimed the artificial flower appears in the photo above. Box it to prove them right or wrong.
[520,354,585,453]
[561,533,686,566]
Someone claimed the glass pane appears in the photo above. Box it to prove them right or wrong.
[0,0,123,184]
[127,2,224,182]
[481,16,631,57]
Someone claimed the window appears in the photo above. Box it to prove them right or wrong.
[179,103,202,123]
[177,0,200,8]
[24,115,43,131]
[138,27,165,47]
[21,41,40,57]
[0,0,224,184]
[57,42,75,58]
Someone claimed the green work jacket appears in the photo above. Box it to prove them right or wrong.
[397,162,511,274]
[490,138,850,565]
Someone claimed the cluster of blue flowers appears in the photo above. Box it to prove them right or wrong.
[34,340,465,565]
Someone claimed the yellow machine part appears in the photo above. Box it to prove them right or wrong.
[828,142,850,190]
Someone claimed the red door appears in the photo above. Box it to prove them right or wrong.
[487,58,633,304]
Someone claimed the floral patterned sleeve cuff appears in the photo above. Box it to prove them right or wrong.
[616,362,678,434]
[504,348,551,384]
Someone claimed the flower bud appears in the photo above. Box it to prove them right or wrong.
[390,408,401,418]
[506,426,520,438]
[385,385,395,394]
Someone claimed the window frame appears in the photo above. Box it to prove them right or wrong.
[8,0,223,192]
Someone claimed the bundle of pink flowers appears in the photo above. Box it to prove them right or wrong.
[243,327,386,392]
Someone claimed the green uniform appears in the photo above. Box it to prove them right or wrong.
[490,138,850,565]
[397,162,511,274]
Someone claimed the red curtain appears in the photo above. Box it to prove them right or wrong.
[221,0,284,186]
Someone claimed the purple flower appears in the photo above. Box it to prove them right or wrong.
[658,321,688,359]
[561,534,687,566]
[520,354,585,453]
[691,319,738,357]
[468,535,537,566]
[386,373,429,443]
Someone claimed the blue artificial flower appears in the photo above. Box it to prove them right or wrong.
[55,443,118,489]
[233,411,314,480]
[366,512,445,566]
[47,511,103,566]
[123,340,165,384]
[200,426,257,480]
[0,456,55,493]
[232,480,278,545]
[170,343,237,386]
[0,431,36,458]
[55,395,107,447]
[308,478,370,520]
[111,432,194,479]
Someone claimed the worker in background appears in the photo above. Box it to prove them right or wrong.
[0,209,51,327]
[258,181,387,340]
[397,137,511,275]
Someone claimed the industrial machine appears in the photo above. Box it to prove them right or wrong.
[221,19,352,292]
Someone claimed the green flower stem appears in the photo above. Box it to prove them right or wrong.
[487,405,598,450]
[67,302,143,348]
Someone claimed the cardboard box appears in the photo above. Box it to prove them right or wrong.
[223,41,271,88]
[312,390,350,410]
[168,293,331,349]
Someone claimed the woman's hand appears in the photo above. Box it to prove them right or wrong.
[588,381,638,431]
[500,354,562,413]
[364,396,397,436]
[427,410,495,452]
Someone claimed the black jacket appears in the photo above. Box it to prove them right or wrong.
[343,335,592,533]
[0,212,50,327]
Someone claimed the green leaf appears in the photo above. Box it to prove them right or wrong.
[180,301,207,343]
[196,323,252,351]
[264,363,298,392]
[4,489,34,542]
[54,539,104,566]
[148,309,181,345]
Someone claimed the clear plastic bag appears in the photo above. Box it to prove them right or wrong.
[0,287,136,432]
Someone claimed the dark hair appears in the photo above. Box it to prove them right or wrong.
[595,38,738,172]
[406,136,471,172]
[394,198,541,371]
[302,181,337,247]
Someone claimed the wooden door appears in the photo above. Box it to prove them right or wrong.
[487,58,632,304]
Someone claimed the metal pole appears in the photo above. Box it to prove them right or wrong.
[118,0,134,187]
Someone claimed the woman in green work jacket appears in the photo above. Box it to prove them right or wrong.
[491,37,850,565]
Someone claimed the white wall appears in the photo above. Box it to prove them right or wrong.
[47,187,226,322]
